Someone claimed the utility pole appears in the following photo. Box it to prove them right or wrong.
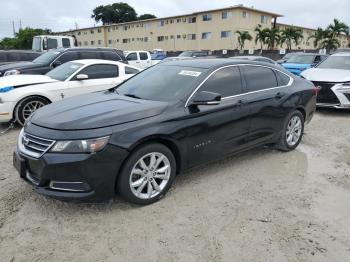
[19,19,22,30]
[12,21,16,36]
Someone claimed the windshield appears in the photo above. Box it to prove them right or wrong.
[33,51,60,65]
[317,56,350,70]
[286,55,315,64]
[178,51,193,57]
[46,62,83,81]
[116,65,206,102]
[32,37,41,52]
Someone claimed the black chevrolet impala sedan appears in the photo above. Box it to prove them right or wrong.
[13,59,317,204]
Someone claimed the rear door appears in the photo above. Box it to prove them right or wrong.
[66,64,120,97]
[240,65,292,145]
[185,66,251,167]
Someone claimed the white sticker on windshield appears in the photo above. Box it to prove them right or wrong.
[179,70,202,77]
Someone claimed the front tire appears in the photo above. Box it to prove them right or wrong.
[117,143,176,205]
[276,110,304,152]
[14,96,49,126]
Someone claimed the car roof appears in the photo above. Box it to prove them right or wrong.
[69,59,140,69]
[332,52,350,57]
[161,58,280,69]
[52,47,122,52]
[231,56,273,60]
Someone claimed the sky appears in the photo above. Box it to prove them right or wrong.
[0,0,349,39]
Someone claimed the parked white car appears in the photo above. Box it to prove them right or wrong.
[0,59,140,125]
[301,53,350,109]
[124,51,162,69]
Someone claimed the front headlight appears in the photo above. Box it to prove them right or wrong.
[4,70,20,76]
[50,136,110,153]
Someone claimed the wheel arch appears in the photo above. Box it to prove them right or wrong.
[295,106,306,122]
[127,136,184,175]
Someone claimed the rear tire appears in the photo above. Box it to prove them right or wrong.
[14,96,49,126]
[275,110,304,152]
[117,143,176,205]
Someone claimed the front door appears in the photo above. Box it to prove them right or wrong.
[183,66,251,167]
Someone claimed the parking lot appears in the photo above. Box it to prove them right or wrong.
[0,109,348,262]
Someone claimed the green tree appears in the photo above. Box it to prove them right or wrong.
[236,31,252,50]
[280,27,304,50]
[91,3,156,24]
[0,27,51,50]
[327,19,349,37]
[321,30,341,50]
[264,27,280,49]
[254,24,268,53]
[138,14,157,20]
[308,27,326,48]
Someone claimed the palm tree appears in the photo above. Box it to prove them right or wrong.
[321,29,341,50]
[254,25,268,54]
[280,27,304,50]
[236,31,253,50]
[264,28,280,49]
[308,28,326,49]
[327,19,349,37]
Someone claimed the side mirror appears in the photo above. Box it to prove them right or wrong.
[52,60,62,68]
[191,91,221,106]
[76,74,89,80]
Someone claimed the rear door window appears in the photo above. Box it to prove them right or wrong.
[242,66,278,92]
[79,52,99,59]
[199,66,242,97]
[125,66,139,74]
[62,38,71,48]
[102,52,122,61]
[75,64,119,79]
[139,52,149,60]
[47,39,58,49]
[274,70,291,86]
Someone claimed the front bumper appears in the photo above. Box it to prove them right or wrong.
[13,144,129,202]
[315,82,350,109]
[0,101,15,123]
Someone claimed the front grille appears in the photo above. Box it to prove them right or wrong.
[20,132,55,158]
[313,82,339,104]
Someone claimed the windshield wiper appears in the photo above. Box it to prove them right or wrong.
[124,94,142,99]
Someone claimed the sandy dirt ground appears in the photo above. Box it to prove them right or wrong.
[0,109,350,262]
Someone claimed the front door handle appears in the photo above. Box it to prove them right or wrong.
[234,99,246,108]
[275,92,286,99]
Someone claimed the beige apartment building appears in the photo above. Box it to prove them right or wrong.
[57,5,349,52]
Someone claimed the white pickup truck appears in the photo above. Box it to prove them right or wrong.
[124,51,163,69]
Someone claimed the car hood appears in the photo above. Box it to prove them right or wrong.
[31,92,169,130]
[282,63,311,69]
[0,74,57,88]
[301,68,350,82]
[0,62,44,73]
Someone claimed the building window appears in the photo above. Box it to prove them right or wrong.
[182,18,187,23]
[122,39,130,43]
[170,19,174,24]
[115,26,119,30]
[123,26,128,31]
[107,28,111,32]
[177,18,181,23]
[242,11,250,19]
[177,35,181,39]
[221,31,232,38]
[189,17,196,23]
[98,40,102,45]
[90,40,94,45]
[203,14,212,21]
[222,11,232,19]
[202,32,212,39]
[144,37,149,42]
[98,28,102,33]
[84,41,88,46]
[108,40,112,44]
[77,31,81,35]
[159,20,165,27]
[158,36,165,42]
[188,34,196,40]
[84,31,87,35]
[261,15,268,24]
[170,35,174,39]
[90,29,94,34]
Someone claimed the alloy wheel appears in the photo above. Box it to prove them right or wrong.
[129,152,171,200]
[22,101,46,121]
[286,115,302,147]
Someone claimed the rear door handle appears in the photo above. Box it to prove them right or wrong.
[234,99,246,107]
[275,92,286,99]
